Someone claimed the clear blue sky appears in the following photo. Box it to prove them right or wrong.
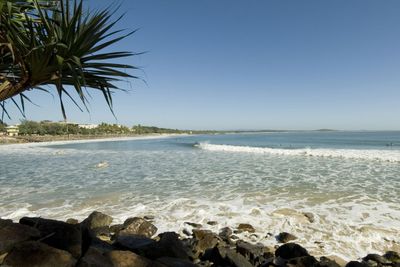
[7,0,400,130]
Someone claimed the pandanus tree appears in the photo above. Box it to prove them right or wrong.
[0,0,138,120]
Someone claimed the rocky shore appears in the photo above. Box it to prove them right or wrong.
[0,211,399,267]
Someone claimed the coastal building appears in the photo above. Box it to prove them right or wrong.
[78,124,99,129]
[6,125,19,136]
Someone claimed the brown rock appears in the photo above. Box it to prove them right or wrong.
[0,221,40,254]
[276,232,297,243]
[237,223,256,233]
[3,241,76,267]
[105,250,153,267]
[19,217,82,258]
[120,217,157,238]
[77,246,113,267]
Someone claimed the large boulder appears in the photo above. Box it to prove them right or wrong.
[76,246,113,267]
[19,217,82,258]
[319,256,341,267]
[218,227,233,244]
[143,232,192,260]
[345,261,369,267]
[236,240,272,266]
[0,221,40,254]
[118,217,158,238]
[203,246,253,267]
[115,234,156,251]
[3,241,76,267]
[362,254,392,265]
[104,250,155,267]
[191,229,220,258]
[383,251,400,263]
[81,211,113,230]
[275,243,309,260]
[287,256,319,267]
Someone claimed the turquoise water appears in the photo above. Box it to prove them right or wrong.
[1,131,400,259]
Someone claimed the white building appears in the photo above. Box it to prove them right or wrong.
[78,124,99,129]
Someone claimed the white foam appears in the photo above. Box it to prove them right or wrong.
[196,143,400,162]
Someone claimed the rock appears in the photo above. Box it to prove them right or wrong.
[383,251,400,263]
[237,223,256,233]
[287,256,319,267]
[219,227,233,243]
[120,217,157,238]
[0,221,40,254]
[204,246,253,267]
[76,246,113,267]
[345,261,369,267]
[191,230,220,258]
[276,232,297,243]
[105,250,154,267]
[115,234,156,251]
[319,256,341,267]
[19,217,82,258]
[236,240,271,266]
[81,211,113,230]
[110,224,124,235]
[66,218,79,224]
[0,218,13,227]
[207,221,218,226]
[363,254,392,265]
[303,212,315,223]
[184,222,202,228]
[140,232,191,260]
[3,241,76,267]
[275,243,309,260]
[156,257,197,267]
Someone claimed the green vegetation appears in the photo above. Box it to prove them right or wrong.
[0,121,6,132]
[0,0,137,119]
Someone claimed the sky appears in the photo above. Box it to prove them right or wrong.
[6,0,400,130]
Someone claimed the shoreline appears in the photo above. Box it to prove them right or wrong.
[0,133,189,147]
[1,211,399,266]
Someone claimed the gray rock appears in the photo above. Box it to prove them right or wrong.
[0,221,40,254]
[110,224,124,235]
[82,211,113,230]
[219,227,233,243]
[120,217,157,238]
[276,232,297,243]
[19,217,82,258]
[275,243,309,260]
[207,221,218,226]
[3,241,76,267]
[236,240,270,266]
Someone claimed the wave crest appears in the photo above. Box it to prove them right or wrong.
[195,143,400,162]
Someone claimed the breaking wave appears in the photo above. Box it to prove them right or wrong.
[195,143,400,162]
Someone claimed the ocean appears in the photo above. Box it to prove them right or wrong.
[1,131,399,260]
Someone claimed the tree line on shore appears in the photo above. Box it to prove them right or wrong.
[3,120,190,135]
[0,120,218,136]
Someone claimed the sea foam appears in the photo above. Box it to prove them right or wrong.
[195,142,400,162]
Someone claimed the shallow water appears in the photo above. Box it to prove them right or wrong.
[0,132,399,260]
